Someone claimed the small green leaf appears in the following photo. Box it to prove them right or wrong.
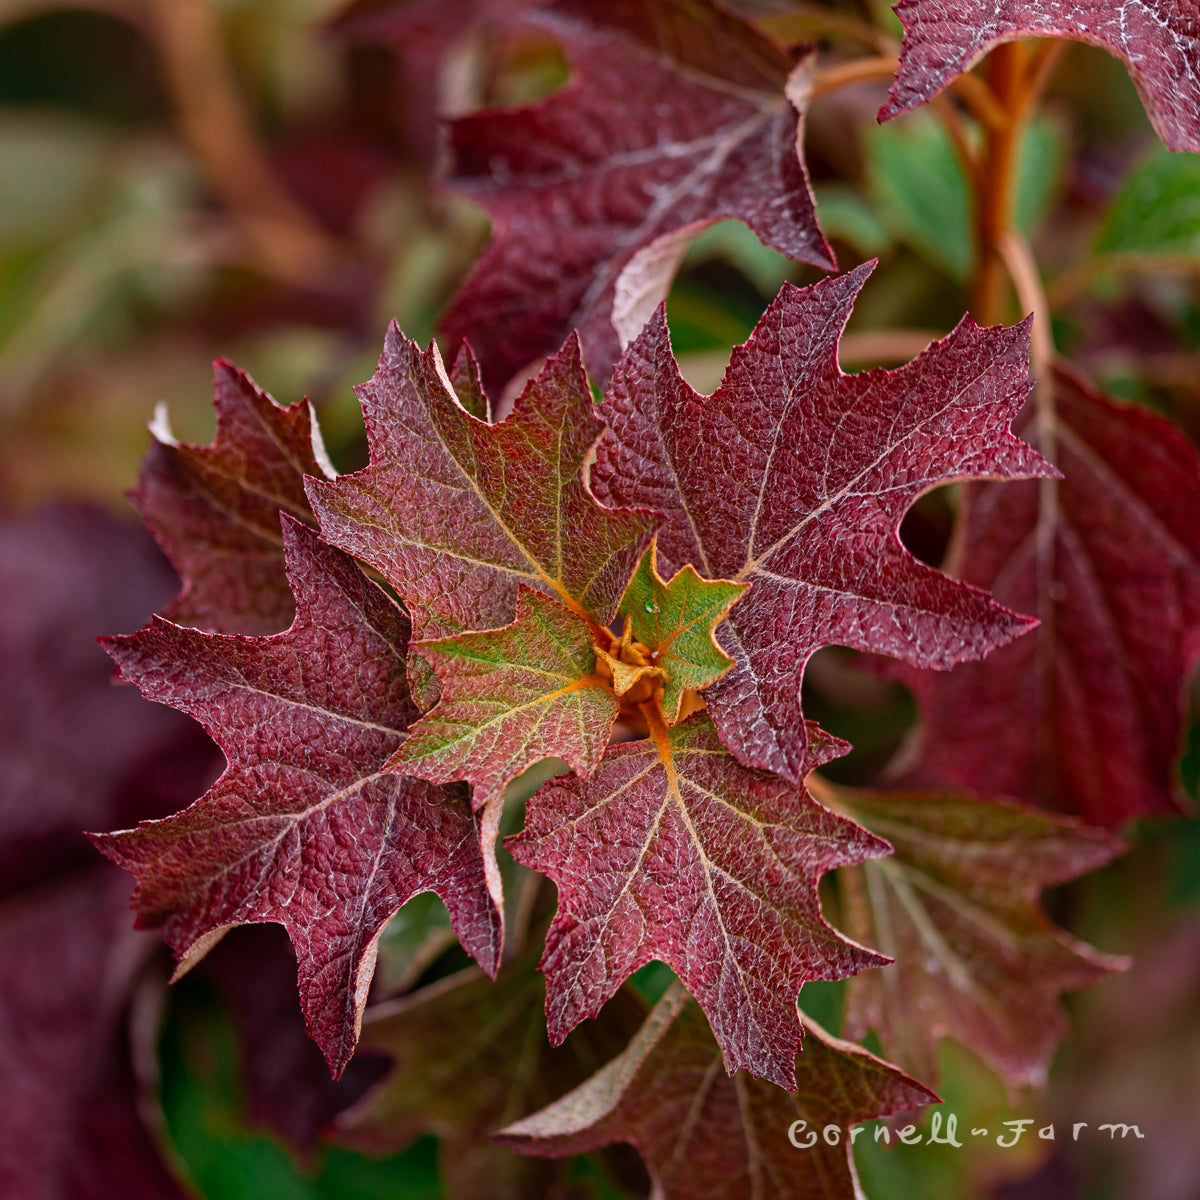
[619,542,747,723]
[397,587,619,812]
[1097,144,1200,257]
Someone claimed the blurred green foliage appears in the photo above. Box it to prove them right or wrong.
[1097,146,1200,257]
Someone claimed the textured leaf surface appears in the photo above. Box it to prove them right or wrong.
[133,360,332,636]
[819,780,1126,1089]
[0,869,187,1200]
[307,326,657,641]
[591,266,1052,784]
[441,0,832,392]
[500,989,938,1200]
[620,542,747,724]
[0,505,218,899]
[881,0,1200,152]
[396,587,618,812]
[339,951,645,1199]
[888,364,1200,824]
[92,520,501,1077]
[508,713,889,1089]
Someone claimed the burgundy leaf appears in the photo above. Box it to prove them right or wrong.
[307,325,657,641]
[441,0,832,392]
[338,948,645,1199]
[0,505,217,899]
[591,265,1053,784]
[887,364,1200,825]
[133,360,333,636]
[0,868,187,1200]
[328,0,532,165]
[92,519,501,1077]
[818,780,1126,1088]
[881,0,1200,153]
[508,713,889,1090]
[499,986,938,1200]
[332,0,529,61]
[192,924,389,1151]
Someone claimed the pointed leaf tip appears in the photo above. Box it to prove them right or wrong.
[593,271,1049,783]
[91,518,501,1075]
[308,325,659,644]
[508,714,890,1089]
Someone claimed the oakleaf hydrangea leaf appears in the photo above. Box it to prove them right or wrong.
[338,950,644,1200]
[591,264,1053,784]
[499,988,938,1200]
[133,360,333,636]
[886,364,1200,824]
[507,713,888,1090]
[395,587,619,813]
[91,520,501,1077]
[307,325,658,641]
[817,780,1127,1089]
[442,0,832,392]
[619,540,747,724]
[881,0,1200,153]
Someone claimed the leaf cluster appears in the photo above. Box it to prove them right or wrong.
[68,1,1200,1197]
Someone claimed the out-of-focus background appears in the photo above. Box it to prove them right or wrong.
[1,2,1198,1198]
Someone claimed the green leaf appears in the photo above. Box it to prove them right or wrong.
[374,892,455,996]
[681,219,794,297]
[813,183,892,258]
[396,587,619,813]
[1097,144,1200,257]
[618,541,746,723]
[866,114,1063,280]
[1014,118,1066,236]
[867,111,973,281]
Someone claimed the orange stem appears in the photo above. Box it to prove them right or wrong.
[810,55,899,100]
[149,0,343,287]
[973,42,1027,325]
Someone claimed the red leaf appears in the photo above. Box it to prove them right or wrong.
[192,924,390,1151]
[339,949,645,1199]
[332,0,528,59]
[818,781,1127,1089]
[591,265,1053,784]
[91,519,501,1077]
[881,0,1200,153]
[499,986,938,1200]
[886,364,1200,825]
[307,325,657,641]
[133,361,333,636]
[441,0,832,392]
[507,713,889,1090]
